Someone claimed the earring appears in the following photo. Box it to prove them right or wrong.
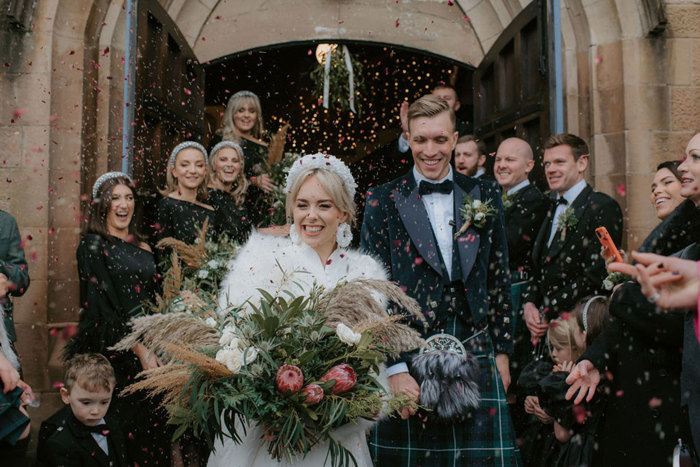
[336,222,352,248]
[289,223,301,245]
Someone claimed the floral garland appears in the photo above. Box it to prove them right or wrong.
[310,45,365,115]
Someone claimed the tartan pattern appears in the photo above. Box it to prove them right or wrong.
[370,308,522,466]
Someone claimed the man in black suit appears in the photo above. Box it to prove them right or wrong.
[495,137,548,281]
[523,133,622,344]
[362,95,520,465]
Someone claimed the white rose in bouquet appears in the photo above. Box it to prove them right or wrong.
[336,323,361,345]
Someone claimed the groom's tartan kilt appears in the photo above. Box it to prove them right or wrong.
[370,315,521,466]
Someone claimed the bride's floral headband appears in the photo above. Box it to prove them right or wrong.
[284,153,357,198]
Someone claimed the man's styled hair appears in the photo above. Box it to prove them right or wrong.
[457,135,486,157]
[543,133,589,161]
[64,353,116,393]
[407,94,456,132]
[432,83,459,100]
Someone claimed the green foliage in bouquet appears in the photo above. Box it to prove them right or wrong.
[118,277,426,467]
[310,47,364,115]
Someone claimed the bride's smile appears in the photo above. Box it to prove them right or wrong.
[293,174,348,263]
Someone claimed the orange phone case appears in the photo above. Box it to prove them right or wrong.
[595,226,623,263]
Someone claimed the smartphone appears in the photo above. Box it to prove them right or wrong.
[595,226,623,263]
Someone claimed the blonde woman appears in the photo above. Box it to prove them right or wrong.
[207,141,265,243]
[214,90,276,193]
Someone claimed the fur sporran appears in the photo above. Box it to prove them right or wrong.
[410,349,480,421]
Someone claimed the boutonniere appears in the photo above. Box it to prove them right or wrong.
[454,195,495,239]
[602,271,629,291]
[502,192,516,211]
[557,206,578,241]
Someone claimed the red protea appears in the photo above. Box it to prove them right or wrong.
[302,384,324,405]
[320,363,356,394]
[276,365,304,393]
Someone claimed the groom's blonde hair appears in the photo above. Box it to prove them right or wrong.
[286,168,356,227]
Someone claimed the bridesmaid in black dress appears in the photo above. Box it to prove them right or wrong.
[64,172,171,463]
[156,141,216,249]
[211,90,277,193]
[207,141,265,243]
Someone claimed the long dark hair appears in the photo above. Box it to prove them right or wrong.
[86,176,145,243]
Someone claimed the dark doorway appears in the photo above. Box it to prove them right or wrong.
[203,42,475,186]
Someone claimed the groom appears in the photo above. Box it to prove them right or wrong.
[361,95,520,465]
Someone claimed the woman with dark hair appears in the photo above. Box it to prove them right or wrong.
[640,159,698,254]
[64,172,170,463]
[207,141,265,243]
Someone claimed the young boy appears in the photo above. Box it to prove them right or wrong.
[36,353,127,466]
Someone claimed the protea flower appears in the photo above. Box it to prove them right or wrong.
[302,384,324,404]
[276,365,304,393]
[320,363,356,394]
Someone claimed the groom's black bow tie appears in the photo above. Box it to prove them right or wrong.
[556,197,568,206]
[419,179,453,196]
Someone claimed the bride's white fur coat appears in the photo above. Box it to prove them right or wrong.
[218,231,388,314]
[209,231,389,467]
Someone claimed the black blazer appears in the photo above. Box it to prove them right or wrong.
[525,184,622,319]
[360,171,513,356]
[36,406,128,467]
[503,183,548,276]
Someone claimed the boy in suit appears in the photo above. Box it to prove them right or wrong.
[37,353,127,467]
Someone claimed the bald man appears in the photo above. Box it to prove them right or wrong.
[494,138,547,413]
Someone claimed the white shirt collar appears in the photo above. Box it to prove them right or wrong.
[559,178,587,205]
[475,167,486,178]
[506,179,531,196]
[412,166,454,186]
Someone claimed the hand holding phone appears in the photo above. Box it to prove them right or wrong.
[595,227,623,263]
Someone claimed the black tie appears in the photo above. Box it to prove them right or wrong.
[419,179,453,196]
[556,197,568,206]
[86,424,109,435]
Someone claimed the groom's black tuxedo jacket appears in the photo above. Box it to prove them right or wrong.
[360,170,513,356]
[36,405,128,467]
[525,184,622,319]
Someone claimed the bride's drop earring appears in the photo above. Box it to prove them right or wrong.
[336,222,352,248]
[289,223,301,245]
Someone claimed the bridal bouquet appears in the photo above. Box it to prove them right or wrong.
[115,278,426,466]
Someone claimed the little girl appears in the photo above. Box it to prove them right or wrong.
[539,296,609,467]
[156,141,216,249]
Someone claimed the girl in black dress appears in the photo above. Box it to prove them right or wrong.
[64,172,171,463]
[214,90,277,193]
[206,141,265,243]
[156,142,216,248]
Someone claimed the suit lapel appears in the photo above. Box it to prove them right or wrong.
[533,198,555,265]
[454,176,480,281]
[67,414,111,467]
[547,185,592,259]
[394,175,443,276]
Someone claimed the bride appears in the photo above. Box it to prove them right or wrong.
[209,153,387,467]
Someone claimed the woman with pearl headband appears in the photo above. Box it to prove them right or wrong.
[156,141,217,251]
[206,141,266,243]
[64,172,172,463]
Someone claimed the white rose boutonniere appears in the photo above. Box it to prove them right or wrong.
[454,195,496,238]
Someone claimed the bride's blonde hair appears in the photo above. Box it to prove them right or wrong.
[285,168,356,227]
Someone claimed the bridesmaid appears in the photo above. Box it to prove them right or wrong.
[156,141,216,248]
[207,141,265,243]
[213,90,276,193]
[64,172,171,463]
